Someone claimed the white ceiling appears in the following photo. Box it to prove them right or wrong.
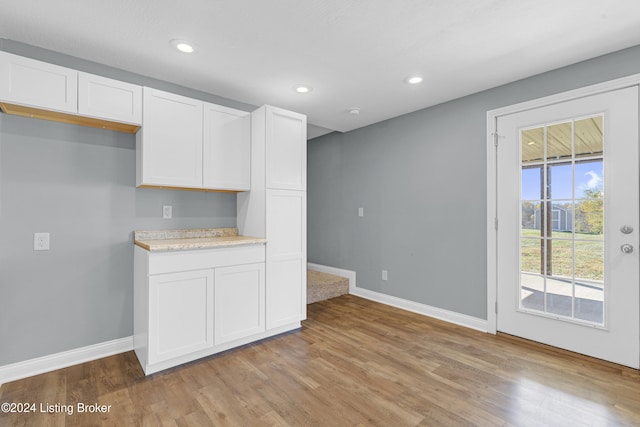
[1,0,640,139]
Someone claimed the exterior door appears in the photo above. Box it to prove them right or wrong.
[495,86,639,368]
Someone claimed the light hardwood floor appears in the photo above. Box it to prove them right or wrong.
[2,295,640,426]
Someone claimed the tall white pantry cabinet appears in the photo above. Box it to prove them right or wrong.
[238,105,307,329]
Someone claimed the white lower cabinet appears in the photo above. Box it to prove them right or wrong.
[134,244,297,375]
[148,269,214,365]
[214,263,265,345]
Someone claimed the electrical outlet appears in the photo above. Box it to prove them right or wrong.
[382,270,388,281]
[34,232,50,251]
[358,207,364,217]
[163,205,172,219]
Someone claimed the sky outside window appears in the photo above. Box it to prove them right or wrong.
[521,161,603,201]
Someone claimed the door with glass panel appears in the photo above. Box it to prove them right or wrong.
[496,86,639,368]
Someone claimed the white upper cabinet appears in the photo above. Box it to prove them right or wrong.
[0,51,251,189]
[0,51,142,132]
[137,89,251,191]
[0,50,78,113]
[78,72,142,124]
[137,87,204,188]
[203,103,251,191]
[265,106,307,191]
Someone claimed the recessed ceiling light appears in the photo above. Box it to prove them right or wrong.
[348,107,361,115]
[170,39,195,53]
[294,84,312,94]
[528,141,536,146]
[405,75,423,85]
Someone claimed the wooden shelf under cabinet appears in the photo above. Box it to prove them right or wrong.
[0,102,140,133]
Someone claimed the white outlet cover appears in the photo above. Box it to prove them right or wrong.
[163,205,172,219]
[34,232,50,251]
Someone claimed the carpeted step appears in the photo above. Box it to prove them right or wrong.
[307,270,349,304]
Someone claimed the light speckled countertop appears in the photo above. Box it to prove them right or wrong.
[134,228,266,252]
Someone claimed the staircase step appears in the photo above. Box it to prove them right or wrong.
[307,270,349,304]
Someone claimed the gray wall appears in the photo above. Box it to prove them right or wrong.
[308,44,640,320]
[0,41,253,366]
[3,38,640,367]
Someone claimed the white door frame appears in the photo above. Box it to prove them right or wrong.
[486,73,640,335]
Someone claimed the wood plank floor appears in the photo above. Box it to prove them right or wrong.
[2,295,640,426]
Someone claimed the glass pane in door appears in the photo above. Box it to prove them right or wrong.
[519,115,605,326]
[546,277,573,317]
[548,164,572,199]
[521,127,544,163]
[547,122,572,161]
[520,237,543,274]
[575,280,604,323]
[575,116,604,158]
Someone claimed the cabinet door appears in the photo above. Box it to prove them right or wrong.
[203,103,250,191]
[0,51,77,113]
[214,263,265,345]
[266,189,307,329]
[137,87,203,188]
[148,269,214,365]
[78,72,142,124]
[265,106,307,191]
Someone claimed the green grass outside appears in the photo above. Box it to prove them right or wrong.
[521,229,603,281]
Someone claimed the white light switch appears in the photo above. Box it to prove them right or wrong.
[382,270,388,281]
[163,205,172,219]
[358,207,364,217]
[34,232,50,251]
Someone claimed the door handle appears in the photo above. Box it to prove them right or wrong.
[620,225,634,234]
[621,244,634,254]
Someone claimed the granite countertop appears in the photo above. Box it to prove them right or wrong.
[134,228,266,252]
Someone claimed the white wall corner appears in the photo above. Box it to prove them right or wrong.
[0,336,133,388]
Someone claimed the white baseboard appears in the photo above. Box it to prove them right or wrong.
[307,262,487,332]
[1,267,487,387]
[307,262,357,293]
[0,336,133,388]
[351,286,488,332]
